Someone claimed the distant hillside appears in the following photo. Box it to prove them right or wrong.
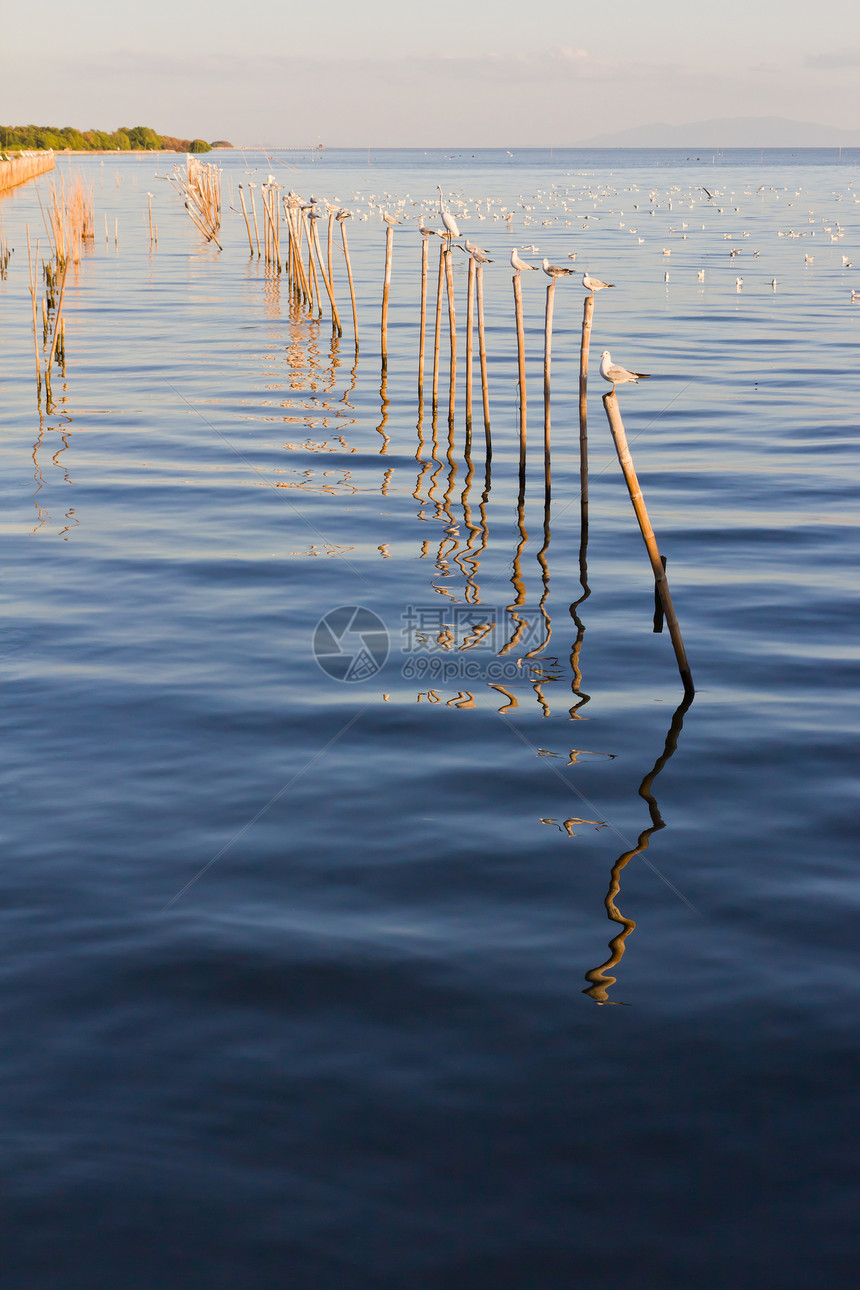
[575,116,860,148]
[0,124,215,153]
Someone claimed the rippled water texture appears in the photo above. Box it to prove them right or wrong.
[1,148,858,1287]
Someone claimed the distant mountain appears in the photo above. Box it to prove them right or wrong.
[575,117,860,148]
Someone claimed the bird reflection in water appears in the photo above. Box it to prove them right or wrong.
[583,692,694,1005]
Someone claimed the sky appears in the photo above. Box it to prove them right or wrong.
[3,0,860,145]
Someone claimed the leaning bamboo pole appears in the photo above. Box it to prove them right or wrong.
[579,291,594,542]
[310,217,342,334]
[338,215,359,347]
[602,391,694,695]
[238,186,254,255]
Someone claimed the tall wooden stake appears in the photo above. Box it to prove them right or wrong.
[476,262,491,457]
[381,223,393,371]
[432,240,445,411]
[602,391,694,695]
[444,241,457,425]
[418,236,429,401]
[339,218,359,348]
[543,279,555,494]
[513,273,527,469]
[465,253,475,439]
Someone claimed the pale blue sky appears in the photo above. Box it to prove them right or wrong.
[3,0,859,144]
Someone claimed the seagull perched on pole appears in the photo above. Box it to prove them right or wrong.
[437,187,460,239]
[599,350,650,393]
[464,237,489,256]
[542,258,573,278]
[511,249,538,276]
[582,271,615,296]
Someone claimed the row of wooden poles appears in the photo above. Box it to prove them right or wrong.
[235,185,358,344]
[0,151,55,194]
[382,229,693,696]
[179,178,693,697]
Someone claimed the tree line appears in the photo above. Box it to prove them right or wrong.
[1,125,220,153]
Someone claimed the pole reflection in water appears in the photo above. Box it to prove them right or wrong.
[583,692,694,1005]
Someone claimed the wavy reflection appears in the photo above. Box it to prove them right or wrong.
[583,692,694,1005]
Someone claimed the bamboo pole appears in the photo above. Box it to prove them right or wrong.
[543,279,555,494]
[381,222,393,371]
[238,187,254,256]
[327,210,335,289]
[339,217,359,347]
[431,240,445,411]
[602,391,694,695]
[249,185,261,257]
[147,193,155,247]
[476,262,491,457]
[465,253,475,440]
[418,236,429,401]
[444,241,457,425]
[513,272,527,468]
[311,218,342,334]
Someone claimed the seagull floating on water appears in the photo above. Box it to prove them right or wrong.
[599,350,650,392]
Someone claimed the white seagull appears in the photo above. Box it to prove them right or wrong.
[542,258,573,278]
[511,249,538,275]
[582,271,615,295]
[599,350,650,392]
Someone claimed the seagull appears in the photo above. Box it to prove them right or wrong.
[697,269,705,280]
[582,271,614,295]
[542,258,573,278]
[464,237,489,256]
[511,249,538,275]
[381,210,400,226]
[736,277,743,288]
[599,350,650,392]
[335,208,352,222]
[469,247,493,264]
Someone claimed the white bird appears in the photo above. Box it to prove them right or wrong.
[336,208,352,222]
[736,277,743,288]
[542,258,573,278]
[437,187,460,239]
[469,247,493,264]
[599,350,650,392]
[582,271,614,295]
[381,209,400,226]
[511,249,538,275]
[464,238,488,256]
[697,269,705,280]
[664,271,670,282]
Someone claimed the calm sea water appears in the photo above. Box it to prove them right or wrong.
[1,148,858,1287]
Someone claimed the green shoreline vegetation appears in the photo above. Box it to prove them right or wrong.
[0,125,230,154]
